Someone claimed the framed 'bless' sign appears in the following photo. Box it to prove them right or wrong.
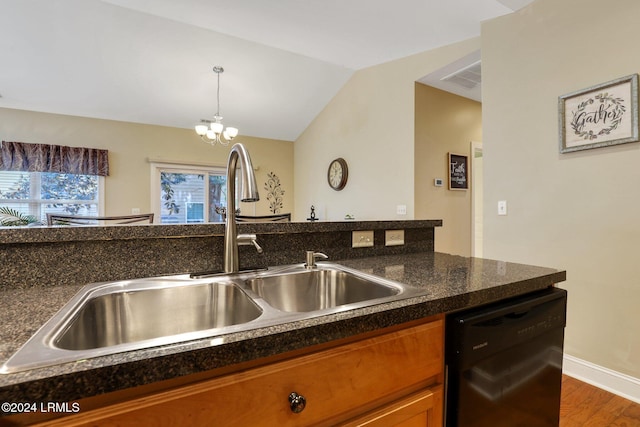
[559,74,639,153]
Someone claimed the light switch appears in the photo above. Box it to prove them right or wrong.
[498,200,507,216]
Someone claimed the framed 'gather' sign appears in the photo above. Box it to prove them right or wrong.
[559,74,639,153]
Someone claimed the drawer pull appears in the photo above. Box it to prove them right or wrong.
[288,392,307,413]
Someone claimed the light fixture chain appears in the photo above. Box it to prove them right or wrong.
[216,69,221,117]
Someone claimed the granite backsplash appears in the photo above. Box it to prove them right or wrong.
[0,220,441,289]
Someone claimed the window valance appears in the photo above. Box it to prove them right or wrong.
[0,141,109,176]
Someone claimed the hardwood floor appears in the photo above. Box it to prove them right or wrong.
[561,375,640,426]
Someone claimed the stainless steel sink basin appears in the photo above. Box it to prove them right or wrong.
[55,281,262,350]
[1,263,421,374]
[247,269,400,312]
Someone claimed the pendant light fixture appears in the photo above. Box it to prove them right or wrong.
[195,66,238,146]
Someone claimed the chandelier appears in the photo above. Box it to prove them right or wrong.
[195,66,238,146]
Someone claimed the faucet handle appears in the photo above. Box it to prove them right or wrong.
[305,251,328,269]
[238,234,263,254]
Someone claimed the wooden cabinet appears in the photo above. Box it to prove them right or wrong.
[340,387,443,427]
[39,318,444,427]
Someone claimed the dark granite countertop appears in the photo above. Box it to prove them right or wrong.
[0,251,565,404]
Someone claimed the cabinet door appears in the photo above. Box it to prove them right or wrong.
[340,387,443,427]
[38,320,443,427]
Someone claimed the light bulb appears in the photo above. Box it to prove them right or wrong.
[225,127,239,139]
[195,124,208,135]
[210,122,223,134]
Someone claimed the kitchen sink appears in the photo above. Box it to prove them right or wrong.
[55,281,262,350]
[1,263,421,374]
[246,268,400,312]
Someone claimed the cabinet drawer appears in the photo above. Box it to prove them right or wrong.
[340,386,443,427]
[46,319,443,427]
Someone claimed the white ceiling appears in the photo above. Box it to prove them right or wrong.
[0,0,531,141]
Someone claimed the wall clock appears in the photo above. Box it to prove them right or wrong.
[327,158,348,191]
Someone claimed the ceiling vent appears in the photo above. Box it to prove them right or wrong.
[440,60,481,89]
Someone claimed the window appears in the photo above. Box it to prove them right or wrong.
[0,171,102,223]
[0,141,108,224]
[152,163,229,224]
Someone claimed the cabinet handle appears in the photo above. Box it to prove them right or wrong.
[288,392,306,413]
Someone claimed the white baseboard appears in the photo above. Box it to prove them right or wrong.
[563,354,640,404]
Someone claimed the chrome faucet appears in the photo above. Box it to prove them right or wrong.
[224,143,260,273]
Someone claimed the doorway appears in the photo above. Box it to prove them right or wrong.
[471,141,483,257]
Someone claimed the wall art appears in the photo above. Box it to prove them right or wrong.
[448,153,468,190]
[559,74,639,153]
[264,171,285,214]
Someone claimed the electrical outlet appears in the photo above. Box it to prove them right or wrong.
[131,208,141,214]
[396,205,407,215]
[497,261,507,276]
[352,230,374,248]
[385,229,405,246]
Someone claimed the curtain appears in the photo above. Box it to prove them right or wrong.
[0,141,109,176]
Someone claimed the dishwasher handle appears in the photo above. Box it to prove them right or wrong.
[505,310,529,319]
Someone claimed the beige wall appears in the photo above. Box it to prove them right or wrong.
[414,84,482,256]
[294,38,481,221]
[0,108,293,219]
[482,0,640,380]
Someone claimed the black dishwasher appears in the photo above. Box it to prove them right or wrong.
[445,287,567,427]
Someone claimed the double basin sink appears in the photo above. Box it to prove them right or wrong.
[2,263,421,373]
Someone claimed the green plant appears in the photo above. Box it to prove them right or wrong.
[0,207,40,226]
[160,172,188,214]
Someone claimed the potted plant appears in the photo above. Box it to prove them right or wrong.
[0,207,40,226]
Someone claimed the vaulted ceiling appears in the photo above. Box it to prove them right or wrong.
[0,0,532,141]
